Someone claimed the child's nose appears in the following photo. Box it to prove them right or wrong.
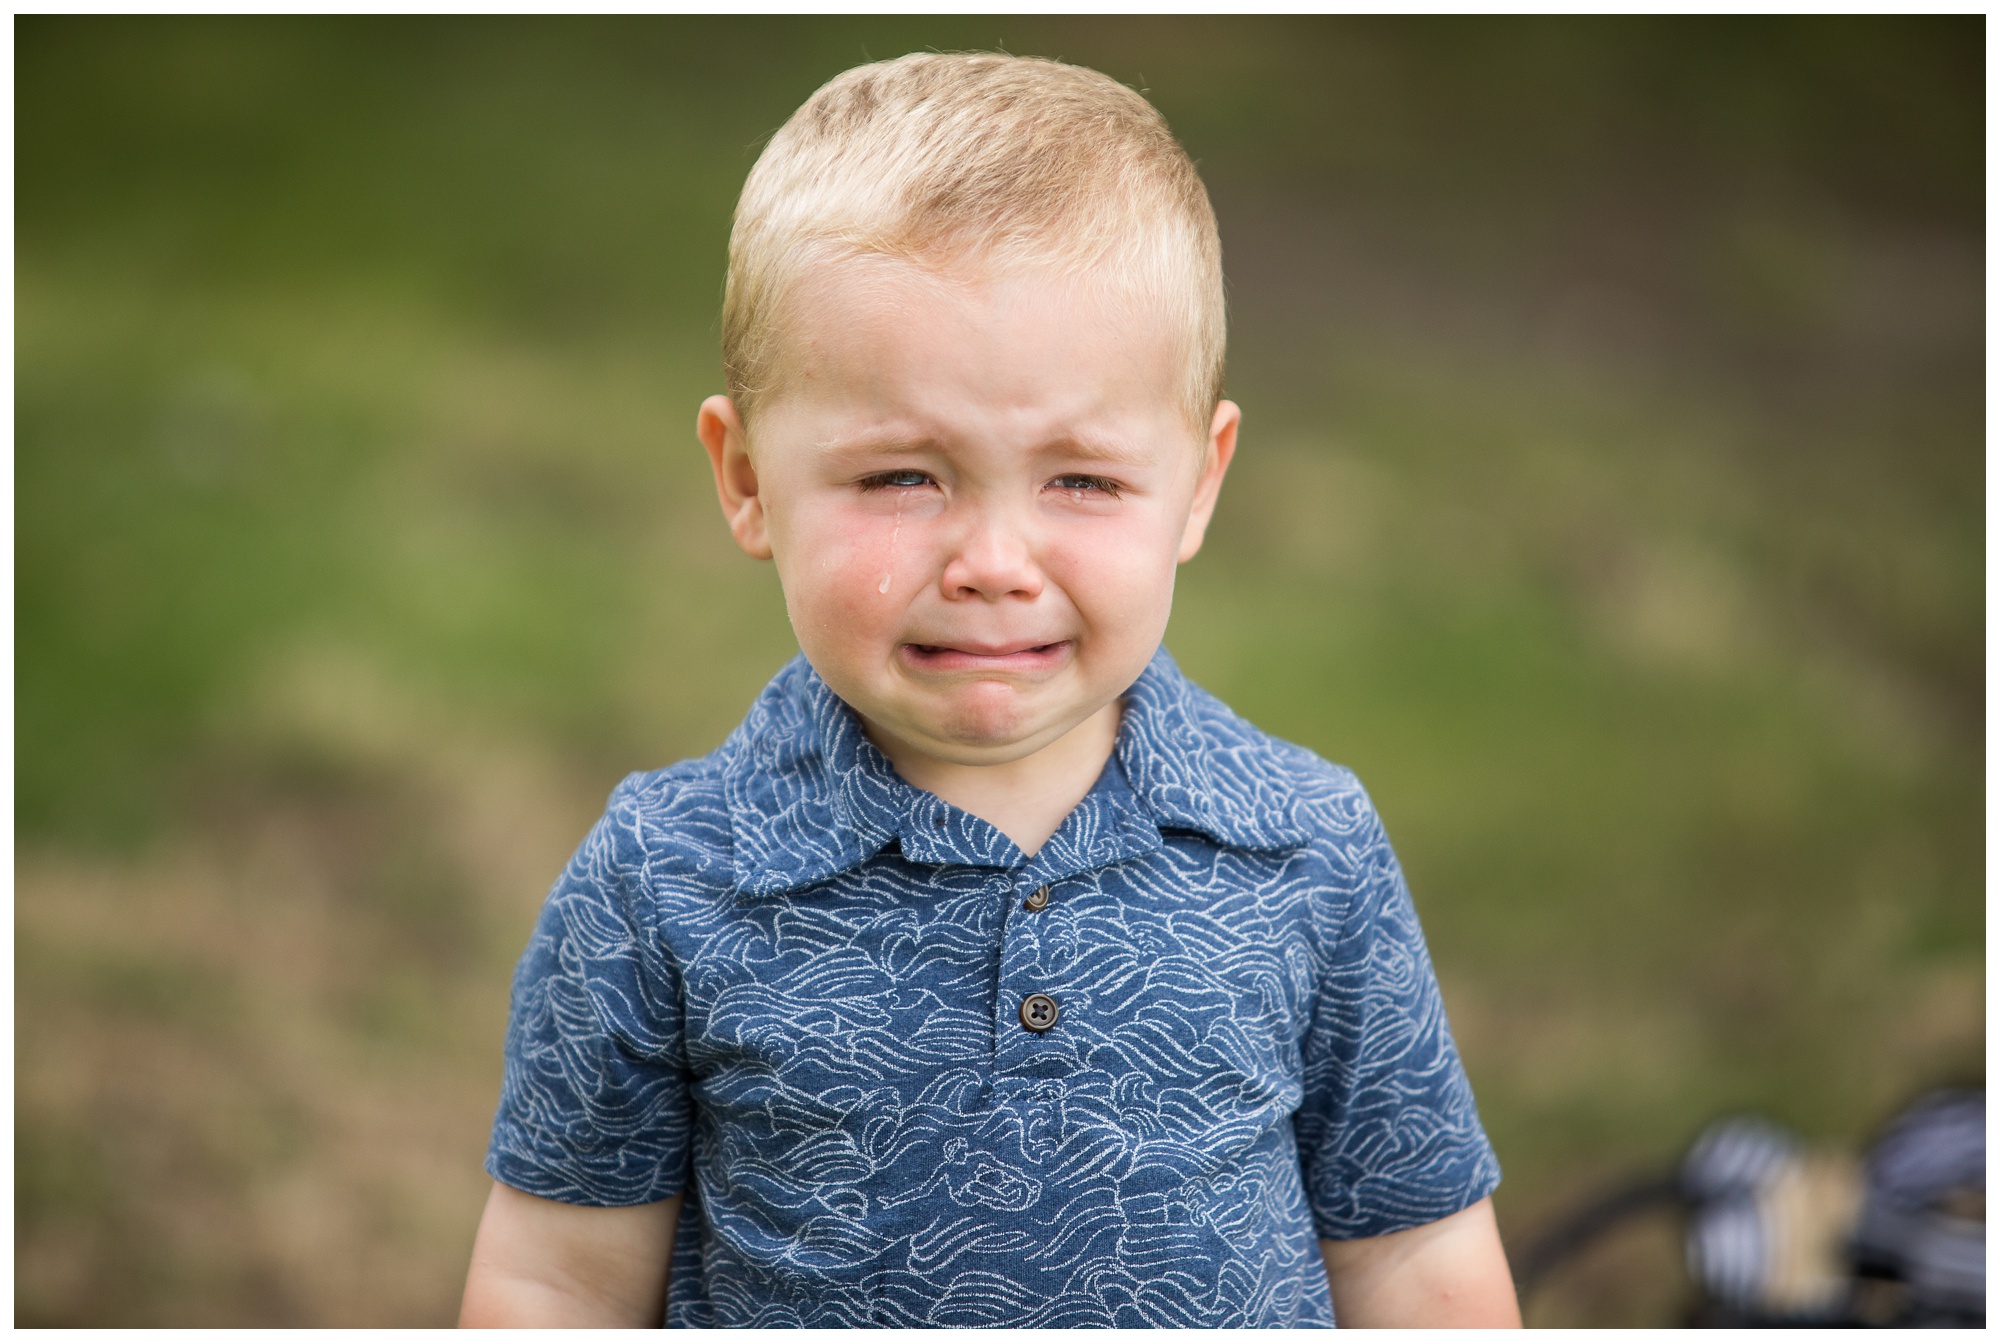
[939,510,1043,602]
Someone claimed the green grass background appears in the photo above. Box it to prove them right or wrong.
[16,16,1983,1325]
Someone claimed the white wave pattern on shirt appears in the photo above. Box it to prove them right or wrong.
[487,650,1499,1326]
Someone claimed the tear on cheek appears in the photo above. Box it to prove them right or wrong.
[877,493,905,596]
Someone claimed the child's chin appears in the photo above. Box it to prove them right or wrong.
[921,696,1060,758]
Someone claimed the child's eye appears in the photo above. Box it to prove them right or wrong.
[859,470,934,491]
[1048,474,1121,497]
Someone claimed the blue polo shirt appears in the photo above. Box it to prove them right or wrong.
[486,648,1499,1327]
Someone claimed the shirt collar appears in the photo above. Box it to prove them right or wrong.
[1113,646,1316,853]
[722,648,1311,896]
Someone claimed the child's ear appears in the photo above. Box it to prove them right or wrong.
[697,395,773,560]
[1177,399,1241,563]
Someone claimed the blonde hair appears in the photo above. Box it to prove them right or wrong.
[723,52,1225,427]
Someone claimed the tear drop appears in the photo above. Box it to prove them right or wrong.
[877,493,904,596]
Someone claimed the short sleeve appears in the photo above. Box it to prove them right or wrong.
[1294,807,1500,1240]
[485,777,692,1206]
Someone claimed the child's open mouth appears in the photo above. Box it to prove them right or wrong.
[900,640,1071,673]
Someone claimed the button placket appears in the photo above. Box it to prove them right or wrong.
[994,870,1080,1072]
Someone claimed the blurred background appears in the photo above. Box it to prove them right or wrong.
[16,16,1983,1327]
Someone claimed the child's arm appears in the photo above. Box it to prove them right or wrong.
[1319,1196,1521,1327]
[459,1182,680,1327]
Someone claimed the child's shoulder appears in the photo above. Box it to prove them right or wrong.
[583,655,836,887]
[576,753,735,901]
[1135,655,1388,853]
[604,754,731,833]
[1175,672,1365,790]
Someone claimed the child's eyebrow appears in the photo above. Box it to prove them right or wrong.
[808,428,1156,466]
[810,431,936,459]
[1036,433,1153,467]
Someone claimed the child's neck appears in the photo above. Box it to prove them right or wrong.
[864,701,1122,858]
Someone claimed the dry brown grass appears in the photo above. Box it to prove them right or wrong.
[16,709,607,1326]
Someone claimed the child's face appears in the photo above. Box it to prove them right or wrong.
[699,259,1237,768]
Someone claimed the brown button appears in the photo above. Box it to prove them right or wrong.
[1024,885,1050,912]
[1019,993,1059,1032]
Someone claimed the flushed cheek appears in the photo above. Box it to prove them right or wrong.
[1045,529,1179,639]
[780,503,929,646]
